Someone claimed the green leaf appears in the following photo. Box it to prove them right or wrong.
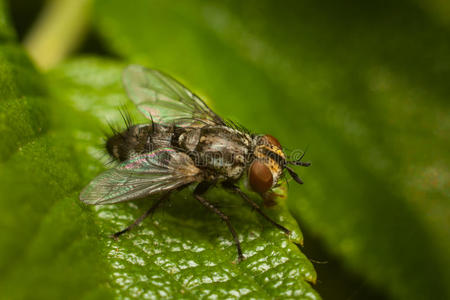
[0,2,320,298]
[0,0,16,42]
[0,2,112,299]
[48,57,319,299]
[0,16,113,300]
[92,1,450,300]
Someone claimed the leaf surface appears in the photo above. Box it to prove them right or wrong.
[48,57,320,299]
[0,9,319,294]
[93,0,450,299]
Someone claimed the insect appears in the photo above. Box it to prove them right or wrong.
[80,65,310,262]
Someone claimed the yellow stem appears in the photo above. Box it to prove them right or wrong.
[23,0,92,71]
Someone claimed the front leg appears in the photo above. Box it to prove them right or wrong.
[194,182,244,262]
[224,183,291,235]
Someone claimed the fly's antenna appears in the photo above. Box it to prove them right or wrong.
[287,146,311,167]
[285,166,304,184]
[288,161,311,167]
[284,145,310,184]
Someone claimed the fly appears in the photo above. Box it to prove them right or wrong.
[80,65,310,262]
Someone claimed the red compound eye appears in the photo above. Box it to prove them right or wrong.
[249,160,273,193]
[264,134,282,149]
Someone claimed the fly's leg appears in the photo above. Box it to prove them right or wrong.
[225,184,291,235]
[194,182,244,262]
[111,193,169,239]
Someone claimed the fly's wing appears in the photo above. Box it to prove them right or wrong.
[123,64,225,127]
[80,148,201,205]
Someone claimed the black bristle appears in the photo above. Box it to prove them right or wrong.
[223,118,253,140]
[103,107,139,162]
[119,106,134,130]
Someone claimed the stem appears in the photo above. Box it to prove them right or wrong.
[23,0,92,71]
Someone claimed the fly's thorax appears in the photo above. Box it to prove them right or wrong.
[178,126,252,180]
[248,135,286,193]
[176,127,201,152]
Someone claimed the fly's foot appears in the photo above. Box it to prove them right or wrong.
[238,254,245,263]
[110,229,128,240]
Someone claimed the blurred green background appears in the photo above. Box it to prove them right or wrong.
[1,0,449,299]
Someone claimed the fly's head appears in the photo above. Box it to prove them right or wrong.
[249,134,310,195]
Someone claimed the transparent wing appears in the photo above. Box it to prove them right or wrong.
[123,64,225,127]
[80,148,201,205]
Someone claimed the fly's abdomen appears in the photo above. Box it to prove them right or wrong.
[106,125,152,161]
[106,124,173,162]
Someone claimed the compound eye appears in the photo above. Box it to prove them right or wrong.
[249,160,273,193]
[264,134,282,149]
